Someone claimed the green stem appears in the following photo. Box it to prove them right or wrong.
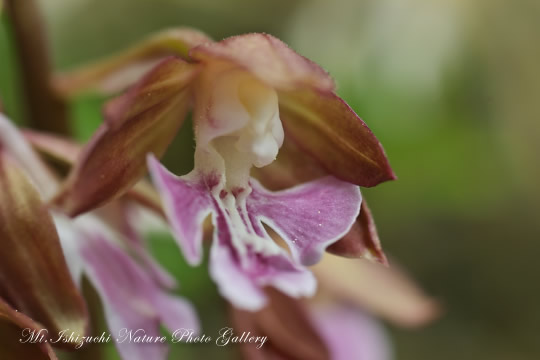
[4,0,70,135]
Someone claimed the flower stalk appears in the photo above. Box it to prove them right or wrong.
[4,0,70,134]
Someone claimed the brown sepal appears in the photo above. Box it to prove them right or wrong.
[54,57,199,216]
[0,152,88,346]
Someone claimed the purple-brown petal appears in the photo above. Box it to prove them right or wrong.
[54,57,199,216]
[24,130,166,217]
[278,89,396,187]
[0,297,58,360]
[54,28,212,96]
[0,152,88,345]
[190,33,335,92]
[327,201,388,265]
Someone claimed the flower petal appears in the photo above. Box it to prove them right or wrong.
[312,305,392,360]
[210,205,316,311]
[80,233,199,360]
[209,240,267,311]
[190,33,335,92]
[0,152,88,344]
[210,244,317,312]
[278,89,396,187]
[0,114,58,198]
[54,57,199,216]
[313,255,440,327]
[327,201,388,265]
[91,201,176,289]
[147,155,214,265]
[24,130,166,216]
[251,133,328,190]
[253,138,388,264]
[248,177,361,266]
[23,128,81,165]
[0,298,58,360]
[54,28,212,96]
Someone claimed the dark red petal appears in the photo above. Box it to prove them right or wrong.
[24,130,166,217]
[279,89,396,187]
[54,57,199,216]
[327,201,388,265]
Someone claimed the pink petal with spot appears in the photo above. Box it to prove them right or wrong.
[248,177,361,265]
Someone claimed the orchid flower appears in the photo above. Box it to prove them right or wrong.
[0,113,199,360]
[53,31,395,310]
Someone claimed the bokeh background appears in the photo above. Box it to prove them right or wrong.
[1,0,540,359]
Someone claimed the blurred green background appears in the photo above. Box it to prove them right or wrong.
[1,0,540,359]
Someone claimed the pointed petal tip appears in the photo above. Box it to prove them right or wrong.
[326,201,388,265]
[51,191,81,218]
[367,162,398,187]
[365,250,390,267]
[51,180,113,218]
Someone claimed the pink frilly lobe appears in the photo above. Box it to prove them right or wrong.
[148,155,361,310]
[247,177,362,266]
